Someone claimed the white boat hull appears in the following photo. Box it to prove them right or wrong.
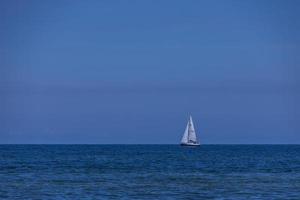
[180,143,200,146]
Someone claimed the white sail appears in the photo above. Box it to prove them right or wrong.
[181,115,200,146]
[181,121,189,144]
[188,116,197,143]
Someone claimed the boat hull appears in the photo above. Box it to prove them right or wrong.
[180,143,200,146]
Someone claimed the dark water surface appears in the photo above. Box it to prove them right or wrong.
[0,145,299,199]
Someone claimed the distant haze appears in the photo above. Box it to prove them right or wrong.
[1,0,299,144]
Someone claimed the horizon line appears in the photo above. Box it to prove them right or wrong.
[0,143,299,145]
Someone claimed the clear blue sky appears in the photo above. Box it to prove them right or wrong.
[1,0,299,144]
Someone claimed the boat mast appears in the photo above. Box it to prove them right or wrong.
[187,116,191,142]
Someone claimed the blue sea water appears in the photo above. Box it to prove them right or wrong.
[0,145,299,199]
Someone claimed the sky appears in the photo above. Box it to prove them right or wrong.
[0,0,299,144]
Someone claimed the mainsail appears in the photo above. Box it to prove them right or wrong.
[181,116,200,145]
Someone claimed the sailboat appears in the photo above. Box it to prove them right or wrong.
[180,115,200,146]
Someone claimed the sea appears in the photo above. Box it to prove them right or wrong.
[0,145,299,199]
